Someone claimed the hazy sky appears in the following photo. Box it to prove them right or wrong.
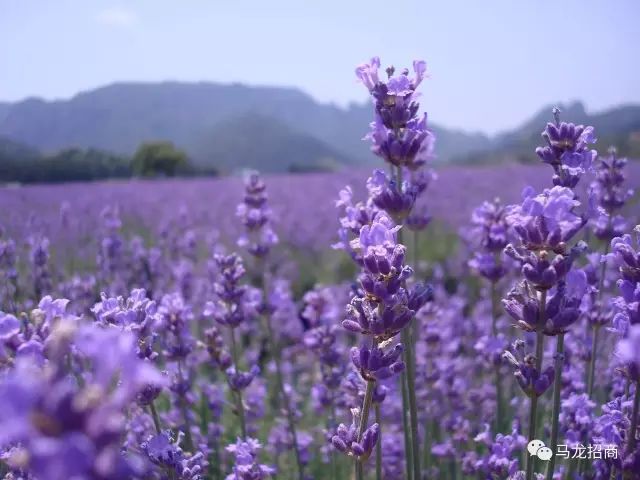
[1,0,639,134]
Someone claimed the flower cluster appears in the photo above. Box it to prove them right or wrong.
[0,303,163,480]
[503,269,588,335]
[225,438,275,480]
[237,171,278,258]
[357,57,433,171]
[609,226,640,334]
[331,409,380,461]
[502,340,555,397]
[535,107,597,188]
[467,199,512,282]
[590,147,634,240]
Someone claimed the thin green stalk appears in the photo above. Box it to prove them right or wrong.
[394,175,421,480]
[625,379,630,398]
[587,325,600,398]
[375,403,382,480]
[264,309,305,480]
[491,281,504,433]
[200,391,221,480]
[545,333,565,480]
[329,402,339,480]
[230,327,247,439]
[588,222,612,398]
[526,387,541,480]
[356,379,376,480]
[177,360,194,451]
[526,289,547,480]
[423,419,432,474]
[626,382,640,456]
[402,327,421,480]
[148,401,162,434]
[564,459,577,480]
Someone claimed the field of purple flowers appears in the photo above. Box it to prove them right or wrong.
[1,58,639,480]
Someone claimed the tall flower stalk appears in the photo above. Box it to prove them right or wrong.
[336,214,431,479]
[467,198,511,433]
[204,253,260,440]
[237,170,305,480]
[608,227,640,476]
[356,55,435,480]
[503,184,589,480]
[586,147,633,398]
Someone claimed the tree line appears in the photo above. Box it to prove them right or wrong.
[0,141,217,184]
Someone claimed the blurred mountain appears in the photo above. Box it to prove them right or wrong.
[0,85,638,173]
[193,113,349,173]
[0,82,491,170]
[0,135,40,162]
[0,103,11,124]
[453,101,640,163]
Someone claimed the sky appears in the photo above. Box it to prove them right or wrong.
[1,0,639,135]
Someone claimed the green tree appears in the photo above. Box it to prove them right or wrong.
[131,141,189,177]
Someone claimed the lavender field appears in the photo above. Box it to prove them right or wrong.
[1,55,640,480]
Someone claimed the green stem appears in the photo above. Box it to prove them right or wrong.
[400,352,413,480]
[526,389,541,480]
[264,306,305,480]
[394,177,421,480]
[588,227,611,398]
[356,379,376,480]
[230,327,247,439]
[586,325,600,398]
[526,290,547,480]
[402,327,421,480]
[491,281,504,433]
[375,403,382,480]
[177,360,194,451]
[148,401,162,434]
[545,333,565,480]
[329,403,338,480]
[626,382,640,456]
[625,379,631,398]
[565,459,577,480]
[423,419,432,474]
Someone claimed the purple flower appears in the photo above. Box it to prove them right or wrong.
[226,365,261,392]
[351,342,405,381]
[609,227,640,284]
[502,340,554,396]
[503,270,587,335]
[366,115,434,170]
[535,108,597,188]
[366,169,417,221]
[506,186,586,250]
[331,409,379,461]
[357,56,435,171]
[141,430,206,479]
[560,393,596,449]
[588,147,633,241]
[225,437,275,480]
[616,324,640,381]
[237,171,278,258]
[204,253,257,329]
[0,321,162,480]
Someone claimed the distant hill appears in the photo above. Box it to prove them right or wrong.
[0,84,638,173]
[0,135,40,162]
[0,82,493,171]
[454,101,640,163]
[193,113,349,173]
